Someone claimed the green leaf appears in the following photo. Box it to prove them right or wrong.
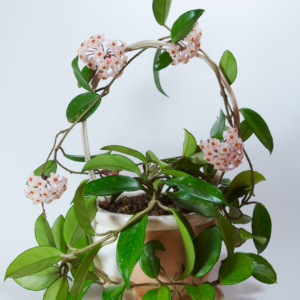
[84,175,143,197]
[167,191,219,218]
[183,129,197,157]
[5,246,62,280]
[247,253,277,284]
[70,244,102,300]
[152,0,172,25]
[82,154,140,174]
[161,170,189,178]
[139,240,165,278]
[176,157,203,177]
[66,93,101,123]
[188,152,207,165]
[192,225,222,278]
[101,145,148,165]
[220,178,231,187]
[240,108,274,154]
[171,9,205,43]
[64,154,98,163]
[227,170,266,202]
[102,282,126,300]
[153,49,168,97]
[81,66,96,85]
[35,214,56,247]
[34,160,57,177]
[219,50,238,85]
[74,180,95,236]
[72,56,94,92]
[185,283,215,300]
[239,228,267,246]
[146,150,168,170]
[154,51,173,71]
[169,209,195,280]
[252,203,272,254]
[142,286,171,300]
[117,214,148,288]
[210,109,226,141]
[229,207,252,225]
[233,227,245,248]
[52,215,68,253]
[63,197,97,246]
[217,213,235,255]
[240,120,253,142]
[219,252,254,285]
[43,276,69,300]
[78,280,93,300]
[165,176,228,205]
[14,267,60,291]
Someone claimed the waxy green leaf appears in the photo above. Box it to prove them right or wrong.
[165,176,228,205]
[80,66,96,85]
[5,246,62,280]
[217,213,235,255]
[252,203,272,254]
[82,154,140,174]
[72,56,94,92]
[219,50,238,85]
[14,267,60,291]
[247,253,277,284]
[229,207,252,225]
[240,120,253,142]
[176,157,203,177]
[64,154,98,162]
[153,49,168,97]
[139,240,165,279]
[210,109,226,141]
[154,51,173,71]
[51,215,68,253]
[35,214,56,247]
[240,108,274,154]
[66,93,101,123]
[167,191,219,218]
[192,225,222,277]
[239,228,267,246]
[185,283,215,300]
[44,277,69,300]
[84,175,143,197]
[152,0,172,25]
[146,150,168,170]
[219,253,254,285]
[74,180,95,236]
[161,170,189,178]
[169,209,195,280]
[34,160,57,177]
[70,244,102,300]
[101,145,148,165]
[183,129,197,157]
[171,9,205,43]
[188,151,207,165]
[117,214,148,288]
[142,286,171,300]
[102,282,126,300]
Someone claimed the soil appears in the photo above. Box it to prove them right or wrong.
[99,193,190,216]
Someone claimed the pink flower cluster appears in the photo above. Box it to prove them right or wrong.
[200,127,244,172]
[24,173,68,205]
[78,34,128,80]
[167,22,202,65]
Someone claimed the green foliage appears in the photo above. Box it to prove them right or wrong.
[217,213,235,255]
[219,253,254,285]
[239,228,267,246]
[72,56,94,92]
[117,214,148,288]
[35,214,56,247]
[34,160,57,177]
[192,225,222,278]
[183,129,197,157]
[210,109,226,141]
[171,9,205,43]
[153,49,169,97]
[51,215,68,253]
[240,120,253,142]
[154,51,173,71]
[229,207,252,225]
[185,283,215,300]
[240,108,274,154]
[252,203,272,254]
[176,157,203,177]
[142,286,171,300]
[188,152,207,165]
[146,150,168,170]
[80,66,96,85]
[139,240,165,278]
[43,277,69,300]
[152,0,172,25]
[64,154,98,162]
[102,282,126,300]
[219,50,238,85]
[5,246,62,280]
[161,170,189,177]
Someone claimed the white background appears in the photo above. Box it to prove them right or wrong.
[0,0,299,299]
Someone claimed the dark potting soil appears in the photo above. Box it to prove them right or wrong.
[99,193,190,216]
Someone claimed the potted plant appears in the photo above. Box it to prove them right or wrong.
[4,1,277,300]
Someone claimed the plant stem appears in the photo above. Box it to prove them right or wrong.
[164,25,171,31]
[41,203,47,219]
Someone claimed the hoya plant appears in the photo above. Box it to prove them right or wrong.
[5,1,276,300]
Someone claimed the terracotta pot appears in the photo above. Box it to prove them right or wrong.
[92,192,220,300]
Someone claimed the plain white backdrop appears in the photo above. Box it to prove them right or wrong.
[0,0,299,299]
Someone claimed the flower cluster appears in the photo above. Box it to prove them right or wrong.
[24,173,68,205]
[167,22,202,65]
[200,127,244,172]
[78,34,128,80]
